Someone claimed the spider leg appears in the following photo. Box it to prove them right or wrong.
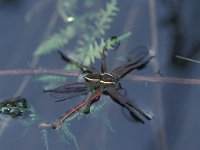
[126,100,152,120]
[43,82,98,101]
[58,50,97,73]
[111,51,148,74]
[106,86,151,123]
[117,83,127,96]
[53,100,89,129]
[114,55,151,79]
[43,82,93,93]
[101,47,108,73]
[111,51,151,79]
[53,90,102,129]
[54,91,88,102]
[101,36,120,73]
[83,90,102,114]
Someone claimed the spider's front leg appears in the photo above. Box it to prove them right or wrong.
[58,50,97,73]
[111,46,152,79]
[101,36,120,73]
[53,89,102,129]
[101,46,108,73]
[43,82,94,102]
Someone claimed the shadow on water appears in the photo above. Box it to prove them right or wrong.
[0,0,200,150]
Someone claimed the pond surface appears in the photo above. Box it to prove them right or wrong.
[0,0,200,150]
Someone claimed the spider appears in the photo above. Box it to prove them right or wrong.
[44,38,152,129]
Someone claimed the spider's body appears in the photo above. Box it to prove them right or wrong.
[44,41,152,129]
[84,72,117,85]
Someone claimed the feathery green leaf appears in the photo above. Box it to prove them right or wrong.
[34,26,76,56]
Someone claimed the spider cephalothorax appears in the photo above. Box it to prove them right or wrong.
[44,39,152,129]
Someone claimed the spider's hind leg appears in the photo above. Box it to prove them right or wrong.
[83,92,101,114]
[117,83,127,96]
[126,101,152,120]
[106,86,151,123]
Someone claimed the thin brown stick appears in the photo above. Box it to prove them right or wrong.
[0,68,200,85]
[125,75,200,85]
[149,0,168,149]
[0,68,79,77]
